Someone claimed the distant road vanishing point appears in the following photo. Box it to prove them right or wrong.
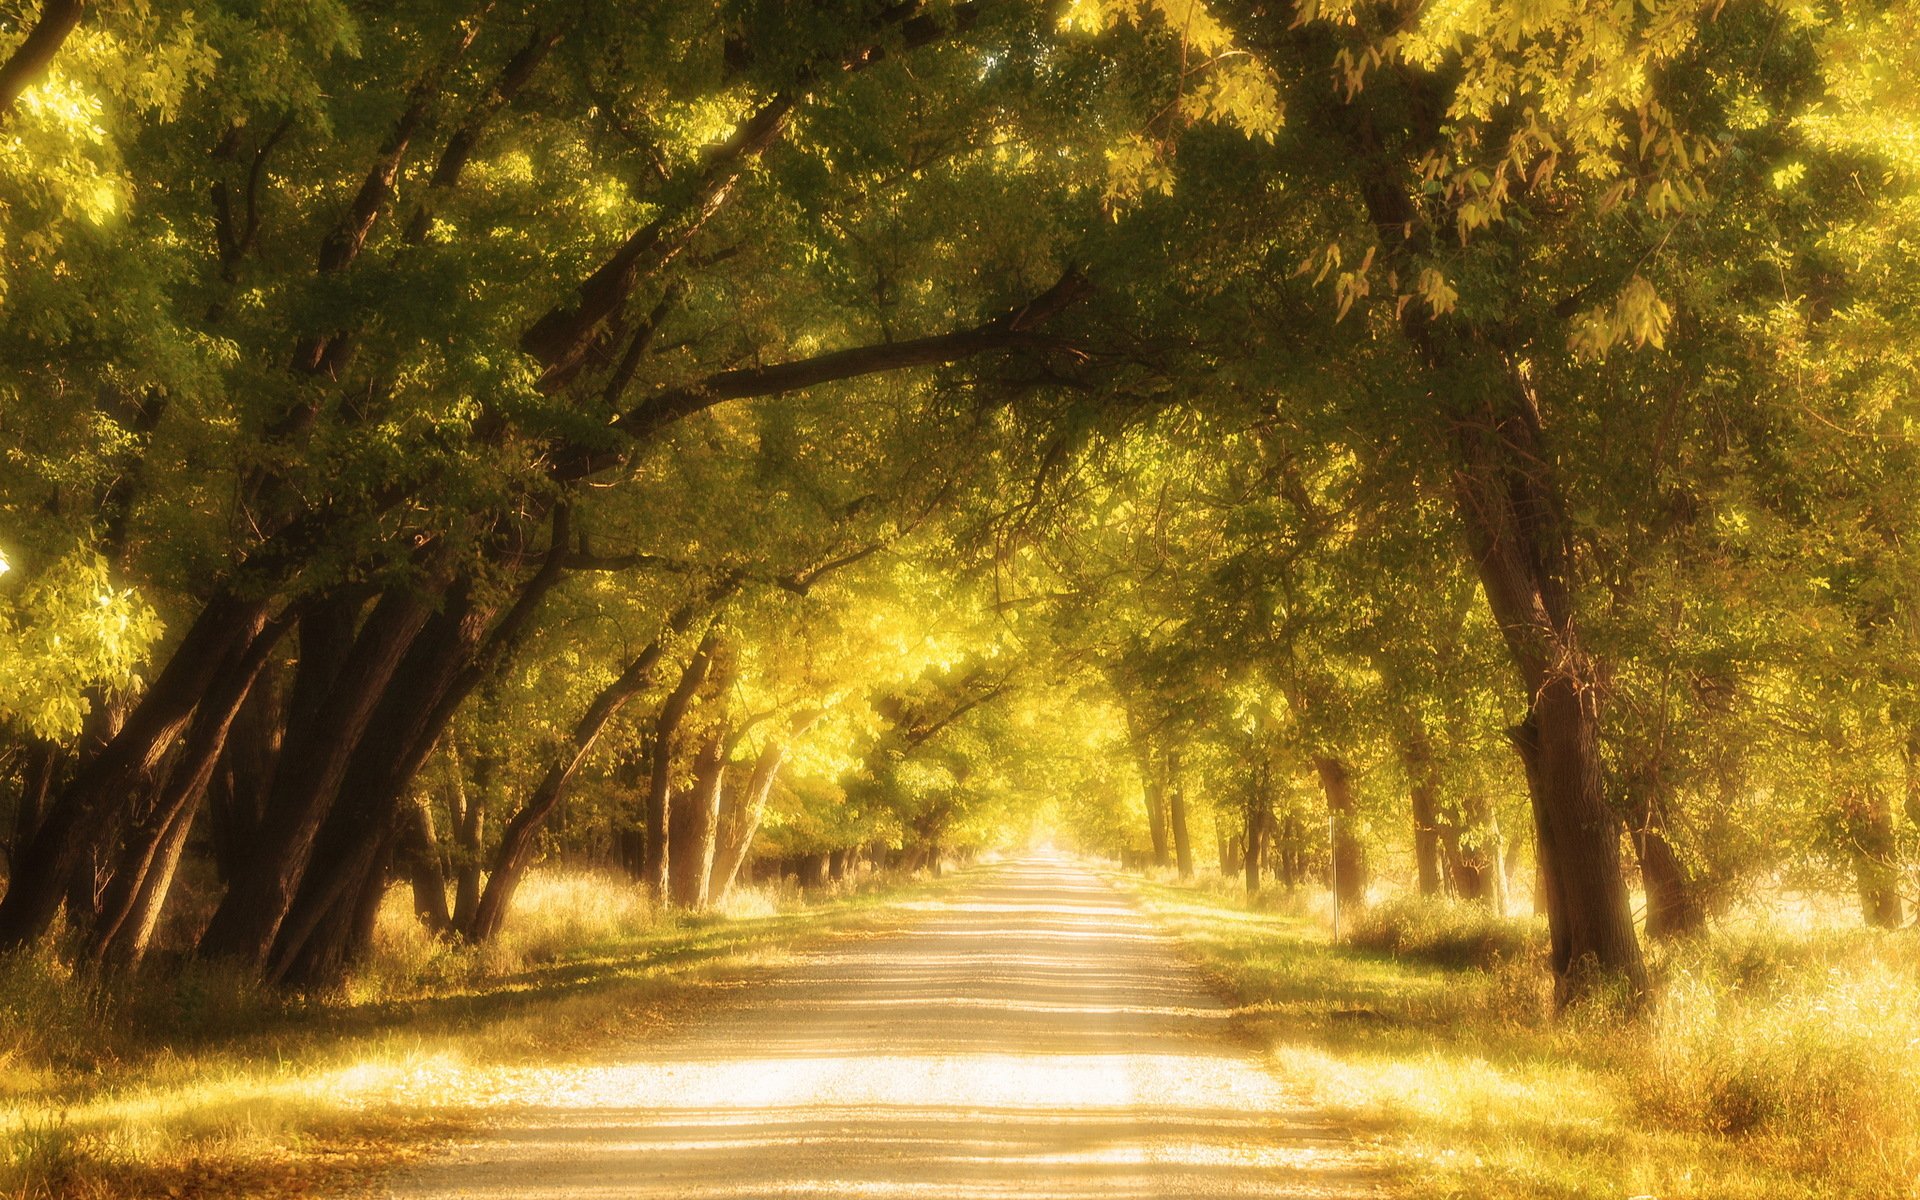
[388,855,1383,1199]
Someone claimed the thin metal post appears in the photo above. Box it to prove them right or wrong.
[1329,812,1340,943]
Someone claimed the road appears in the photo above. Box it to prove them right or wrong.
[387,854,1381,1199]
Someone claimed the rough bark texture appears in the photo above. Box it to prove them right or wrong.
[667,732,727,910]
[88,611,285,967]
[197,588,434,967]
[1451,364,1648,1006]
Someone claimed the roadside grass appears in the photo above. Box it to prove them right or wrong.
[0,866,949,1200]
[1125,873,1920,1200]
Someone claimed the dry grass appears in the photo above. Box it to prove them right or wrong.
[0,867,938,1200]
[1127,873,1920,1200]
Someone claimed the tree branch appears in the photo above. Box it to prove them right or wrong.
[0,0,83,119]
[547,267,1092,480]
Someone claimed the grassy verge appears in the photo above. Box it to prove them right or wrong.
[0,868,950,1200]
[1123,874,1920,1200]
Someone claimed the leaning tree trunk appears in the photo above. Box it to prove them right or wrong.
[0,592,271,951]
[265,586,503,987]
[87,613,286,968]
[710,715,817,903]
[1449,360,1648,1006]
[1623,774,1704,940]
[198,587,435,969]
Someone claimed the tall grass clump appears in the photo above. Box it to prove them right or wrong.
[1636,927,1920,1191]
[1346,894,1545,969]
[0,949,112,1076]
[348,867,668,1002]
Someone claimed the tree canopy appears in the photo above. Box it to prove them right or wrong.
[1,0,1917,1004]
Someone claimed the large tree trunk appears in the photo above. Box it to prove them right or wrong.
[0,592,271,950]
[710,716,817,903]
[1399,732,1445,896]
[1243,792,1269,894]
[667,732,727,910]
[197,587,434,968]
[87,613,286,967]
[263,585,504,987]
[1633,824,1702,940]
[208,661,283,886]
[641,633,717,898]
[1142,764,1170,869]
[449,775,484,934]
[1451,363,1648,1006]
[1846,786,1905,929]
[1314,756,1368,909]
[1624,775,1704,940]
[400,795,453,935]
[8,740,61,866]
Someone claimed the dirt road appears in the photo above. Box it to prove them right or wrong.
[387,854,1381,1199]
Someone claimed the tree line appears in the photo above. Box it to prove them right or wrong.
[1,0,1916,1004]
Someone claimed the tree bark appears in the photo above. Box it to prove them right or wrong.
[1624,774,1704,940]
[0,592,271,951]
[1166,752,1193,879]
[197,587,434,967]
[642,633,717,897]
[1450,362,1648,1006]
[400,795,452,935]
[0,0,83,118]
[1243,789,1269,894]
[1846,786,1905,929]
[667,732,727,910]
[1314,756,1368,909]
[710,712,818,903]
[87,611,286,967]
[1399,732,1445,896]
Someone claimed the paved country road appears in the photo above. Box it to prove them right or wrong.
[387,854,1383,1199]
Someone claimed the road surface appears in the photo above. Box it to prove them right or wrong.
[387,854,1381,1199]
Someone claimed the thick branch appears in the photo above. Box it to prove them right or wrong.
[520,1,977,391]
[548,268,1092,480]
[0,0,82,118]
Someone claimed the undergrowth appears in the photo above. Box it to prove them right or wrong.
[1130,874,1920,1200]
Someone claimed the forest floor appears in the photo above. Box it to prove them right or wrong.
[379,853,1383,1199]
